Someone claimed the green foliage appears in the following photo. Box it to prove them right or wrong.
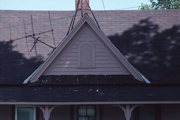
[139,3,152,10]
[139,0,180,10]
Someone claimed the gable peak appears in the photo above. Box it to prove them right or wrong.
[66,4,101,35]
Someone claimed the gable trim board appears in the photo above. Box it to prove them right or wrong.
[24,14,150,84]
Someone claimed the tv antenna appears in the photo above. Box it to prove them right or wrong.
[48,11,56,47]
[23,19,30,55]
[11,12,56,56]
[9,24,12,41]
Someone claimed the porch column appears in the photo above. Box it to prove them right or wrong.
[118,105,139,120]
[38,106,56,120]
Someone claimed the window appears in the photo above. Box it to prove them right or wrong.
[15,106,36,120]
[79,43,95,68]
[78,106,96,120]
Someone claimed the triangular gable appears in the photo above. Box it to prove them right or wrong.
[25,14,150,84]
[43,23,131,76]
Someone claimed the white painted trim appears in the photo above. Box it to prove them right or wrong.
[23,65,42,84]
[38,106,56,120]
[2,101,180,105]
[15,105,36,120]
[136,70,151,84]
[118,105,139,120]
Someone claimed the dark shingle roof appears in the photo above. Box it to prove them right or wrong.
[0,10,179,102]
[0,10,179,84]
[0,84,180,103]
[0,10,179,58]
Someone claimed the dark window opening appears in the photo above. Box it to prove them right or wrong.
[77,106,96,120]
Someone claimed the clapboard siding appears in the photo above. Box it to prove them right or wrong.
[44,23,130,75]
[53,62,120,68]
[48,68,125,72]
[51,64,122,68]
[45,71,126,75]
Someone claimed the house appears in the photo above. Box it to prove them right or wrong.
[0,1,180,120]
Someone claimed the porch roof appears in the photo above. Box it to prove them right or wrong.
[0,84,180,104]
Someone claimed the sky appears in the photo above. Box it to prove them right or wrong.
[0,0,150,10]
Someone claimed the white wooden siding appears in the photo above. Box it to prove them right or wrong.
[44,23,130,75]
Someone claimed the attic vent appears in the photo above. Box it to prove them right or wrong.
[79,43,95,68]
[76,0,90,10]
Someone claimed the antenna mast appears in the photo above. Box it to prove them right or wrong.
[30,15,38,56]
[23,19,30,55]
[11,15,56,57]
[67,0,100,35]
[9,24,12,41]
[48,11,56,47]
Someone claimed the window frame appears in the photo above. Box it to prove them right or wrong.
[15,106,36,120]
[77,105,96,120]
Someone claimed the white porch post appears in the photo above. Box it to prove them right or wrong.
[38,106,56,120]
[118,105,139,120]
